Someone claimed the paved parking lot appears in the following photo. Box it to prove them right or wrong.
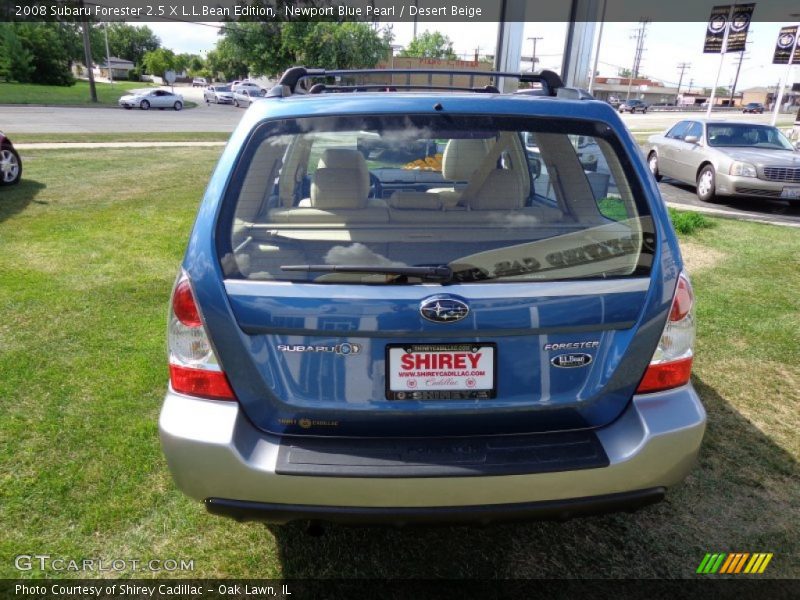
[0,101,244,133]
[2,102,792,135]
[659,178,800,227]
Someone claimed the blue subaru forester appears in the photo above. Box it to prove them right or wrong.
[160,68,706,525]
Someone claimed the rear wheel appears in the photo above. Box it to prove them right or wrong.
[696,165,717,203]
[0,146,22,186]
[648,152,663,182]
[174,101,183,111]
[140,100,150,110]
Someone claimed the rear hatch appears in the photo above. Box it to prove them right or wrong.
[197,110,671,438]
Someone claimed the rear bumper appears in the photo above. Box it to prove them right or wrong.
[205,488,666,525]
[159,385,706,523]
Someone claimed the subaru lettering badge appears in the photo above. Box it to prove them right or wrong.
[419,296,470,323]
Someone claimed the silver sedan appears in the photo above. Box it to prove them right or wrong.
[118,89,184,111]
[647,119,800,204]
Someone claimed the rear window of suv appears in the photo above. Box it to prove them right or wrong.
[218,114,654,284]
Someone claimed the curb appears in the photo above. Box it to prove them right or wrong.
[0,103,198,110]
[666,202,800,228]
[15,141,226,149]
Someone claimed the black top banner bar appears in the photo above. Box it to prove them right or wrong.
[3,0,800,23]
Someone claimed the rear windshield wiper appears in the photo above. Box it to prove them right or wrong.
[281,264,453,282]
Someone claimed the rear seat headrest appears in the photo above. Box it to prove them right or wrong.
[311,168,367,209]
[318,148,369,198]
[442,138,492,181]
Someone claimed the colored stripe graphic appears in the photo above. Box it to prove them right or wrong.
[699,552,773,574]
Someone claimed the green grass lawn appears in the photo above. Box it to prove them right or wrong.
[0,81,194,108]
[0,148,798,579]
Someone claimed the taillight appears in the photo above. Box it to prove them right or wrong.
[636,272,695,393]
[168,272,236,401]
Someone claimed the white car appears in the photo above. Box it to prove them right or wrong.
[204,85,234,104]
[233,88,260,108]
[232,82,266,96]
[119,89,184,111]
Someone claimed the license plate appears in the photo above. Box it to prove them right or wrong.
[386,343,496,400]
[781,187,800,199]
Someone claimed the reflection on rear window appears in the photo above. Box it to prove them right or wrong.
[219,115,654,284]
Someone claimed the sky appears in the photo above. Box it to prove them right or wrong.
[138,19,798,91]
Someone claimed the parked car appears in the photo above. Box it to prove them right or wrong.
[618,99,648,113]
[232,88,260,108]
[204,85,234,105]
[647,119,800,204]
[0,131,21,186]
[192,77,208,88]
[160,66,705,526]
[232,81,266,96]
[118,88,184,111]
[742,102,765,114]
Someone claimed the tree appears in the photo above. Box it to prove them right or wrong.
[105,23,160,66]
[0,23,76,85]
[283,22,392,70]
[214,20,392,78]
[142,47,176,78]
[206,37,249,81]
[399,31,456,59]
[0,24,34,82]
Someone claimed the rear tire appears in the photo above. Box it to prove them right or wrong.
[0,146,21,186]
[648,152,663,182]
[140,100,150,110]
[696,165,717,203]
[174,101,183,111]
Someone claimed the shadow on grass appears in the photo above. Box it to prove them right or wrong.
[268,375,798,578]
[0,178,45,223]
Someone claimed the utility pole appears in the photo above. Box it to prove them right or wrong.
[626,19,648,101]
[631,20,649,79]
[728,48,749,108]
[103,22,113,85]
[676,62,690,95]
[79,2,97,103]
[526,36,543,71]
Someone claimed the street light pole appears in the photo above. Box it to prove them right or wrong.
[588,0,607,94]
[771,27,798,126]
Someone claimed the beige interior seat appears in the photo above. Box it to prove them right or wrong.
[270,151,389,223]
[426,139,492,207]
[298,148,384,208]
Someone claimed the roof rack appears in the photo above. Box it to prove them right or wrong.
[269,67,564,98]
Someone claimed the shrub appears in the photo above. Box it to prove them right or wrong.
[669,208,714,234]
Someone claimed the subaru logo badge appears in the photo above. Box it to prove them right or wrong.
[419,296,470,323]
